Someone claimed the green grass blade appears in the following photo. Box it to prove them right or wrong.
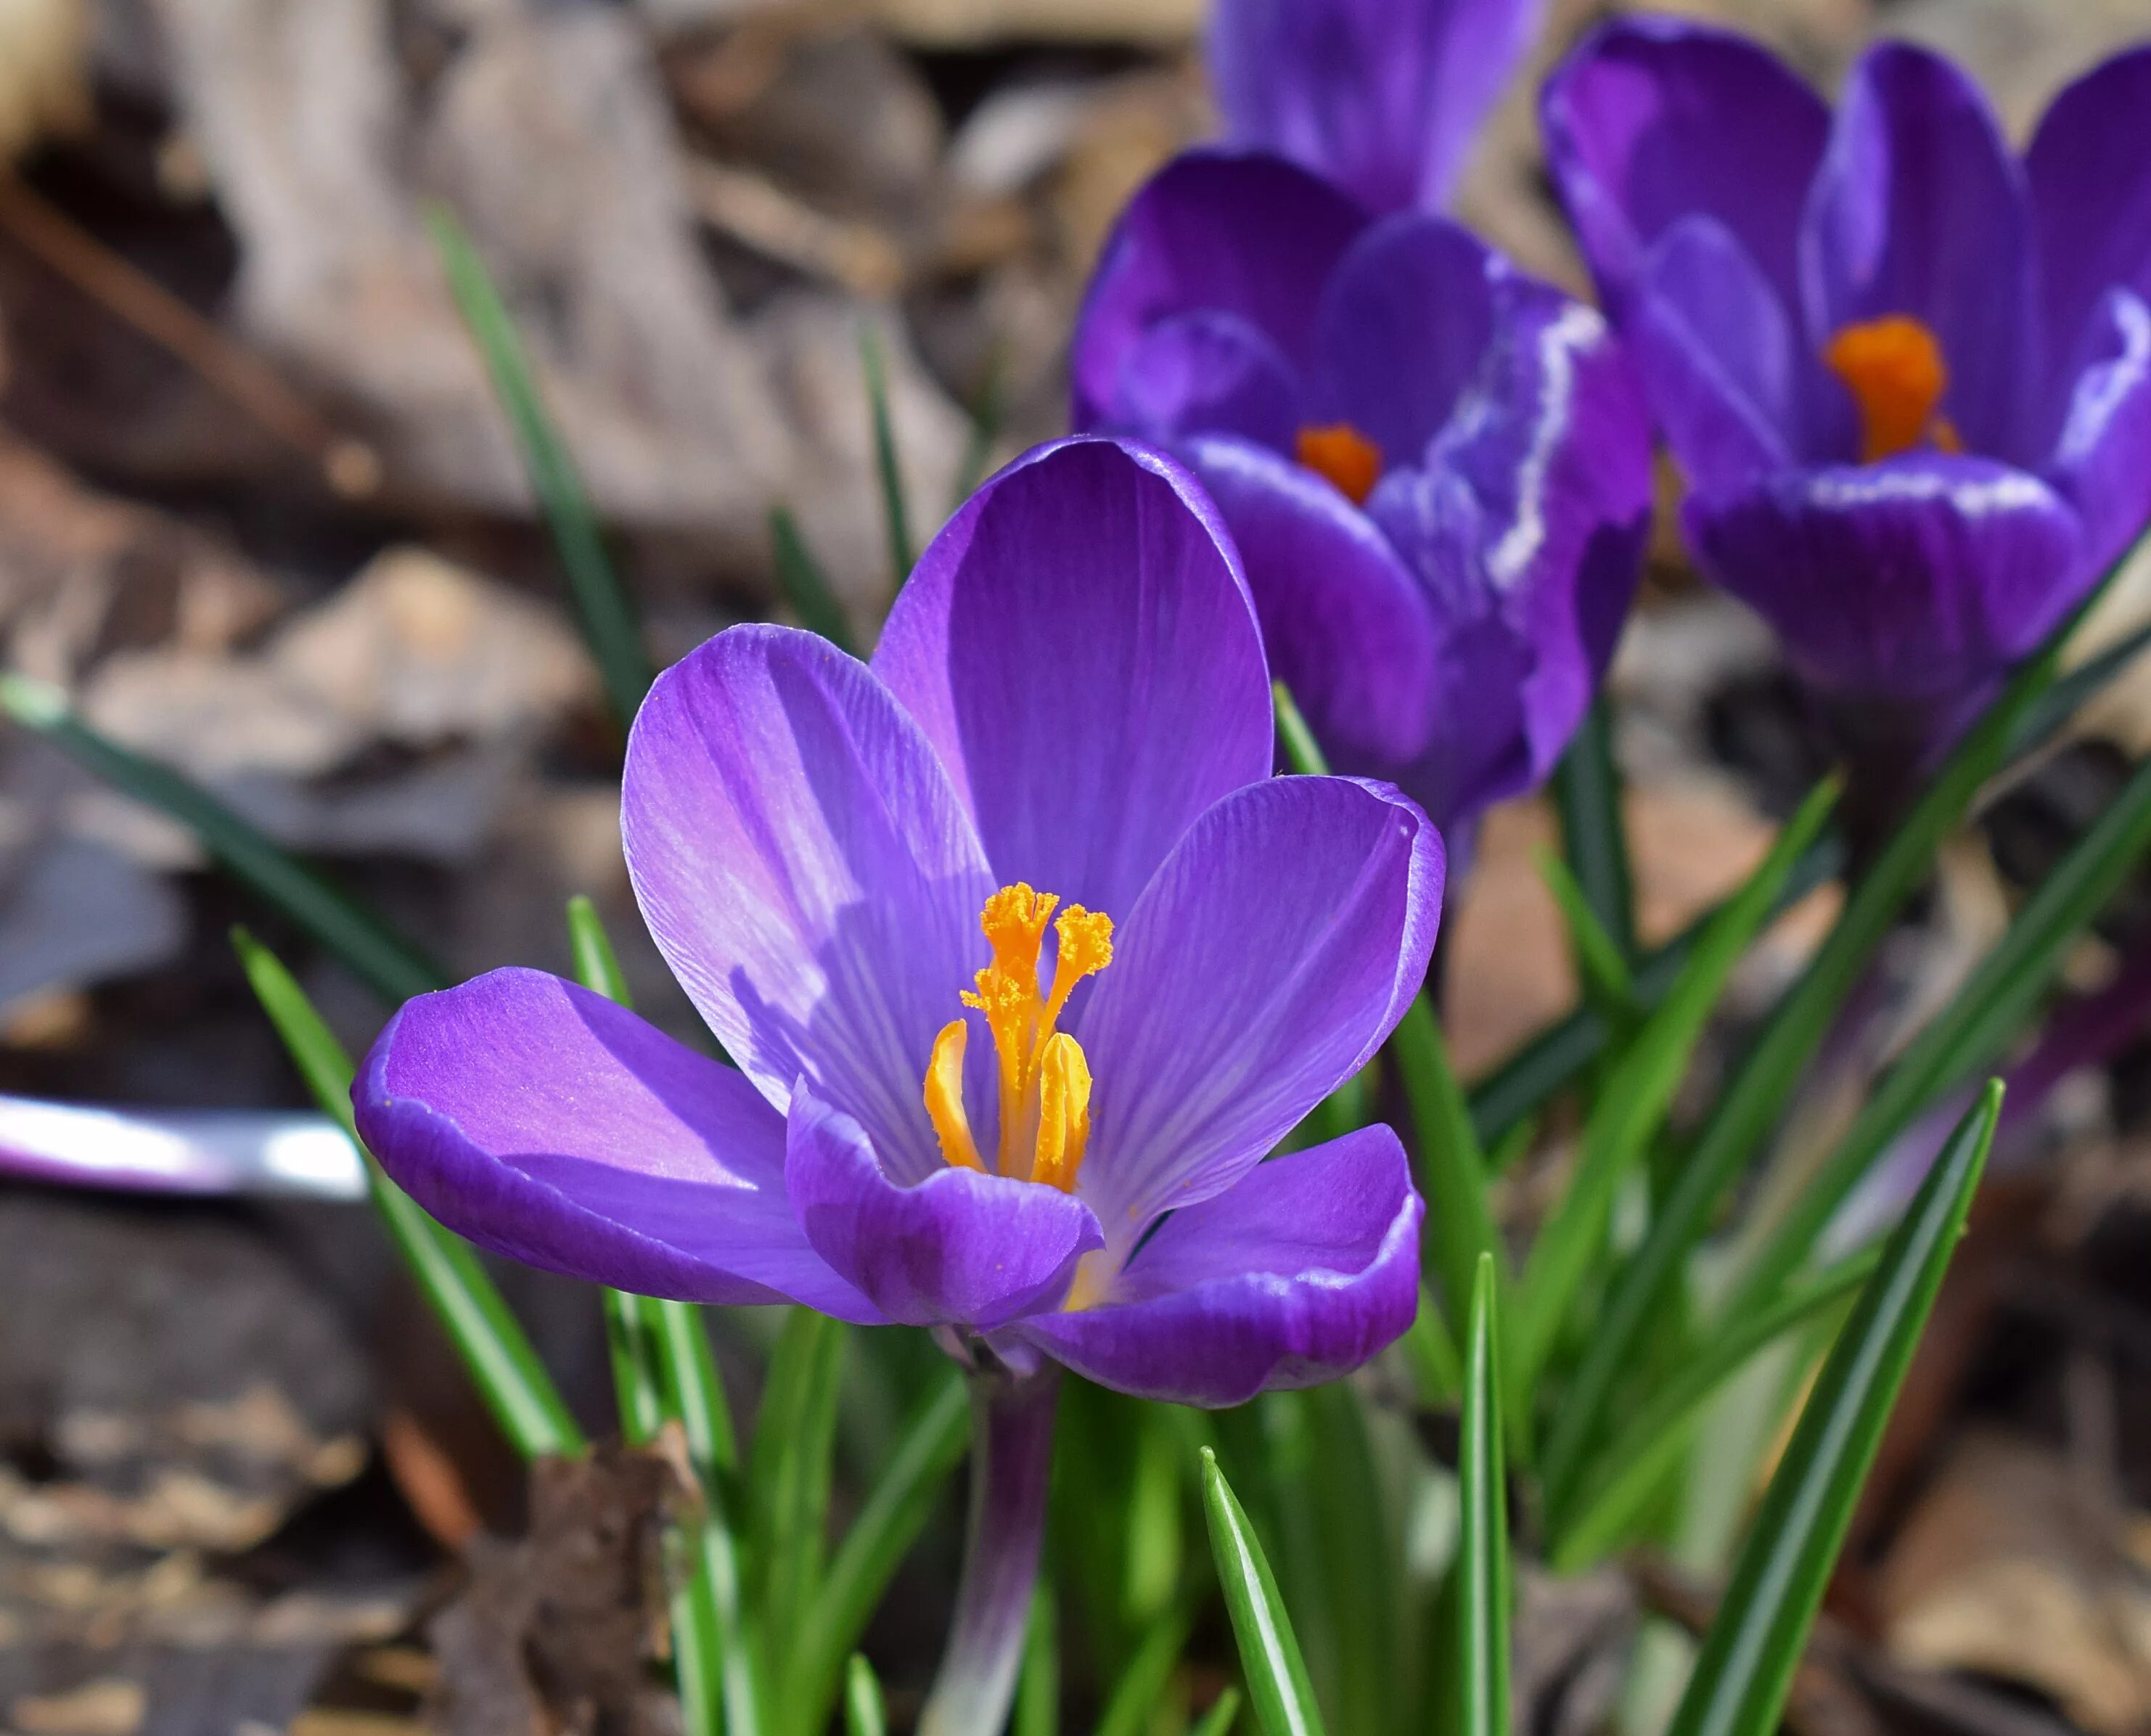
[1092,1600,1194,1736]
[1512,776,1840,1400]
[1272,681,1329,777]
[795,1371,970,1732]
[1459,1256,1509,1736]
[1536,844,1636,1014]
[1191,1689,1244,1736]
[1015,1586,1059,1736]
[1552,696,1637,962]
[1549,1248,1879,1571]
[845,1654,888,1736]
[3,675,443,1005]
[859,323,914,591]
[1199,1446,1326,1736]
[748,1306,846,1663]
[769,506,858,655]
[232,927,581,1459]
[1666,1083,2002,1736]
[426,204,652,727]
[1392,997,1503,1340]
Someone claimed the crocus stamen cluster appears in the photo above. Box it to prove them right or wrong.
[1824,314,1961,463]
[928,883,1113,1191]
[1294,421,1384,504]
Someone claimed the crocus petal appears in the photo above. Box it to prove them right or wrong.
[1308,213,1496,464]
[1106,310,1302,450]
[1074,775,1441,1245]
[2027,45,2151,377]
[1684,458,2086,702]
[1182,434,1439,766]
[2044,287,2151,580]
[1012,1126,1421,1407]
[1540,16,1829,316]
[622,625,991,1184]
[873,437,1273,920]
[1798,41,2036,461]
[1208,0,1540,214]
[354,969,882,1320]
[1070,150,1367,429]
[784,1082,1102,1330]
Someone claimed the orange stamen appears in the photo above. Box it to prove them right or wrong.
[1824,314,1963,463]
[1295,422,1383,504]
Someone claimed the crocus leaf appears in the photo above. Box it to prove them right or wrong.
[1015,1586,1059,1736]
[1401,1284,1463,1405]
[1391,996,1502,1345]
[1551,695,1637,964]
[1298,1385,1403,1736]
[1200,1446,1327,1736]
[1272,679,1330,777]
[1094,1598,1195,1736]
[427,202,652,727]
[769,505,859,656]
[1666,1082,2001,1736]
[1459,1254,1509,1736]
[232,927,582,1459]
[844,1654,887,1736]
[1192,1689,1245,1736]
[1512,775,1840,1403]
[1536,844,1637,1017]
[951,343,1007,509]
[748,1305,847,1671]
[1,675,443,1006]
[859,322,914,591]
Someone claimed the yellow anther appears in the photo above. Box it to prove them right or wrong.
[1295,422,1383,505]
[1824,314,1964,464]
[924,1020,984,1171]
[1032,1033,1093,1191]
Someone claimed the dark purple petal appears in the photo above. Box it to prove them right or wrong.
[2027,46,2151,377]
[1011,1126,1421,1406]
[355,969,882,1320]
[1070,150,1367,428]
[1072,775,1441,1249]
[2042,288,2151,578]
[1684,458,2086,702]
[1540,16,1829,316]
[1105,310,1303,450]
[873,438,1273,920]
[622,625,991,1183]
[1182,435,1438,766]
[784,1082,1102,1329]
[1798,42,2037,461]
[1208,0,1539,213]
[1308,213,1497,464]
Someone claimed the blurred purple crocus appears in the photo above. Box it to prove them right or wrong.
[1542,21,2151,733]
[1071,150,1653,849]
[1209,0,1544,213]
[353,437,1438,1735]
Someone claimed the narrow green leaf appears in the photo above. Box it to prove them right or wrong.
[1,676,443,1005]
[1391,998,1502,1340]
[859,323,914,591]
[1667,1083,2002,1736]
[795,1371,970,1732]
[567,893,634,1008]
[232,927,581,1459]
[1512,776,1840,1399]
[426,203,652,726]
[1297,1385,1401,1736]
[1536,844,1636,1015]
[1552,695,1637,962]
[845,1654,888,1736]
[1549,1248,1879,1571]
[951,345,1006,509]
[769,505,858,655]
[1199,1446,1326,1736]
[1192,1690,1244,1736]
[1272,681,1329,777]
[1015,1586,1059,1736]
[1459,1256,1509,1736]
[749,1306,846,1661]
[1401,1285,1463,1405]
[1093,1600,1194,1736]
[602,1287,665,1444]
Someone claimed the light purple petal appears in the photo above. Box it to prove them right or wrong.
[784,1082,1102,1329]
[1106,311,1302,450]
[1012,1126,1422,1407]
[1208,0,1539,214]
[1798,42,2037,462]
[2043,287,2151,579]
[873,437,1274,921]
[621,624,991,1184]
[1070,150,1368,429]
[1072,775,1441,1249]
[1182,435,1439,766]
[1308,213,1497,466]
[354,969,882,1320]
[1684,458,2086,703]
[2027,46,2151,378]
[1540,16,1829,317]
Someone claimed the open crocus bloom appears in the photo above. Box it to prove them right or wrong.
[1071,150,1652,845]
[1543,22,2151,718]
[354,438,1439,1409]
[1208,0,1543,214]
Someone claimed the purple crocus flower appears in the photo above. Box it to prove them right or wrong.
[352,436,1438,1734]
[1541,20,2151,732]
[1209,0,1544,213]
[1070,150,1653,849]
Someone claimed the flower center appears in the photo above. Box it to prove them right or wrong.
[1824,314,1964,464]
[1295,421,1383,504]
[923,883,1115,1192]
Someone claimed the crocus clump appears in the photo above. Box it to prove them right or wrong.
[1543,21,2151,729]
[353,436,1436,1409]
[1071,150,1652,847]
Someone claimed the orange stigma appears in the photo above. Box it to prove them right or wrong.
[1295,422,1383,504]
[1824,314,1964,463]
[922,883,1113,1191]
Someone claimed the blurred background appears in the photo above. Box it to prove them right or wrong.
[9,1,2151,1733]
